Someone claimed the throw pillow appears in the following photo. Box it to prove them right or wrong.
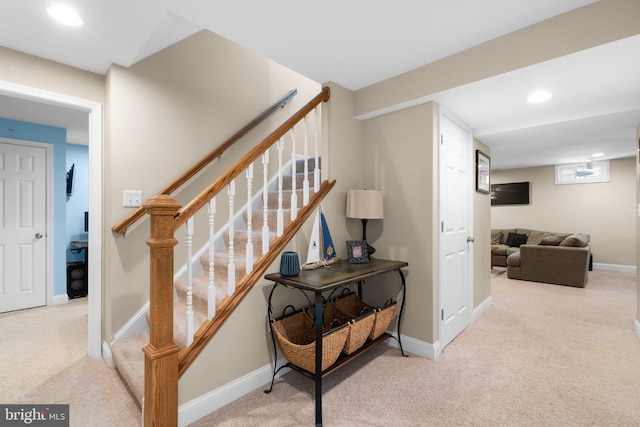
[559,233,590,247]
[491,230,502,245]
[539,235,564,246]
[506,232,527,248]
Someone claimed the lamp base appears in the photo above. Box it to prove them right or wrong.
[366,242,376,256]
[361,218,376,257]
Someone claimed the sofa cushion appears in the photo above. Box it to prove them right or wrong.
[525,230,551,245]
[539,235,564,246]
[506,232,527,248]
[559,233,590,247]
[507,252,521,267]
[491,230,502,245]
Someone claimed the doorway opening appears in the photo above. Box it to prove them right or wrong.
[0,80,103,358]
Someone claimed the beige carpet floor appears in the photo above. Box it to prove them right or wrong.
[1,269,638,427]
[190,268,640,426]
[0,297,141,426]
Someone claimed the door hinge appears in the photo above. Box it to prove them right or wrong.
[440,134,444,145]
[441,221,444,232]
[441,309,444,320]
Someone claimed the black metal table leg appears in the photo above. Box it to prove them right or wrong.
[314,292,323,426]
[396,269,408,357]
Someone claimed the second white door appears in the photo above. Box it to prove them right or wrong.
[438,111,473,349]
[0,140,47,313]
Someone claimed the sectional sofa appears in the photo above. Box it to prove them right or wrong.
[491,228,591,288]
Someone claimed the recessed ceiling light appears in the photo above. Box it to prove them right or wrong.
[527,90,553,103]
[592,152,604,158]
[47,4,83,26]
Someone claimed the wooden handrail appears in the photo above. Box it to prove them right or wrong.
[174,86,330,230]
[112,89,298,234]
[178,179,336,376]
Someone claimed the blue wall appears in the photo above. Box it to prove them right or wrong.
[66,144,89,263]
[0,118,67,297]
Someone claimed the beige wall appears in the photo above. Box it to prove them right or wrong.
[362,102,439,343]
[491,158,637,267]
[473,140,492,308]
[0,46,104,103]
[104,30,327,403]
[355,0,640,118]
[636,125,640,325]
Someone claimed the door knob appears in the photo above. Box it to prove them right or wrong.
[467,236,475,243]
[35,233,43,239]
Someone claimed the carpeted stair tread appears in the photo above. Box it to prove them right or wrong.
[111,332,148,406]
[112,157,320,410]
[144,301,209,348]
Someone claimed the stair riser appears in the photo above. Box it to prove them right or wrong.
[281,171,317,189]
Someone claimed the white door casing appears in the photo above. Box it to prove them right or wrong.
[0,80,103,359]
[438,110,473,349]
[0,140,48,312]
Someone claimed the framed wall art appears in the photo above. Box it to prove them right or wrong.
[476,150,490,193]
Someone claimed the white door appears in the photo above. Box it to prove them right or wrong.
[438,111,473,349]
[0,141,47,313]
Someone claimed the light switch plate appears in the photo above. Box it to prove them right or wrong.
[123,190,143,207]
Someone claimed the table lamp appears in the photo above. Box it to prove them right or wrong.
[346,189,384,256]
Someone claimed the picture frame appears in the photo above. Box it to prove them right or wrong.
[346,240,369,264]
[476,150,490,194]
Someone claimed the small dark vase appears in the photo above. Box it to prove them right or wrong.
[280,251,301,277]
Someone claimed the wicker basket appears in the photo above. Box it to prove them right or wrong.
[326,300,375,355]
[333,293,397,340]
[271,308,349,374]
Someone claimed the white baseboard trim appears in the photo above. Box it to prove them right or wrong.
[177,359,290,427]
[102,341,115,369]
[177,336,436,425]
[52,294,69,305]
[385,333,440,360]
[112,302,150,343]
[592,263,637,273]
[472,295,492,323]
[635,320,640,344]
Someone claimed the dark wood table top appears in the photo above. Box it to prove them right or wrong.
[264,258,408,293]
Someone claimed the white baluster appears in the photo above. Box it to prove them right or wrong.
[290,128,298,220]
[245,164,254,274]
[302,116,310,206]
[185,217,194,346]
[207,198,216,320]
[227,180,236,295]
[314,106,321,192]
[262,151,270,254]
[276,138,284,236]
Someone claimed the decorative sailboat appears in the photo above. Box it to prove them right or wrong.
[301,206,341,270]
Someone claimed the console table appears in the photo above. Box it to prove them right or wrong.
[264,258,408,426]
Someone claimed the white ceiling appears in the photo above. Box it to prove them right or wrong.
[1,0,638,169]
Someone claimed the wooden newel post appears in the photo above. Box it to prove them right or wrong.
[143,194,181,427]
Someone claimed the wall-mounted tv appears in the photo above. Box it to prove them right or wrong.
[66,163,75,196]
[491,182,530,206]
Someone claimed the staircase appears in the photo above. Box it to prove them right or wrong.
[111,160,320,407]
[109,87,332,426]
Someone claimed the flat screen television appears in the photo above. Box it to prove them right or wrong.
[491,182,530,206]
[66,163,75,196]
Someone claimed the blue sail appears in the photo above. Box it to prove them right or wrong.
[320,209,336,260]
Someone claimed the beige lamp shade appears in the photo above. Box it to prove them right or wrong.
[346,189,384,219]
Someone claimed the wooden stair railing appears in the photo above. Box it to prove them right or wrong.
[111,88,298,235]
[142,87,331,427]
